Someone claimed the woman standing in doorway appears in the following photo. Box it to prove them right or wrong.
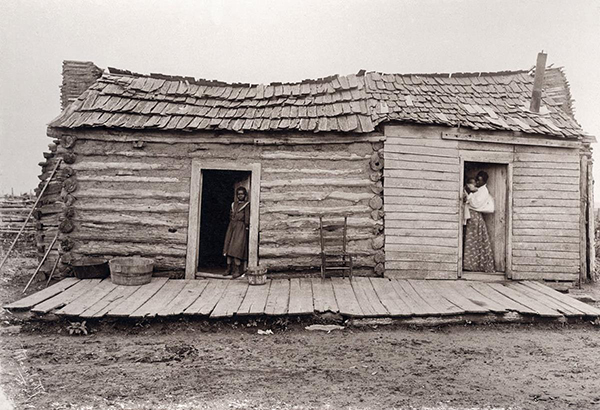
[223,187,250,278]
[463,171,495,272]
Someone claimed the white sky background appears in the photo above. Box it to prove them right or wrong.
[1,0,599,198]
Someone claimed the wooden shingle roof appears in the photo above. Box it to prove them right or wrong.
[49,65,585,139]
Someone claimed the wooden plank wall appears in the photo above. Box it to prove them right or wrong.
[43,129,383,275]
[511,146,581,282]
[383,125,461,279]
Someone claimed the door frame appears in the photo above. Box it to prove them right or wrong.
[185,160,261,279]
[458,151,513,279]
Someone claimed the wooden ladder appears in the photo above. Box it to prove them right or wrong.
[319,216,353,279]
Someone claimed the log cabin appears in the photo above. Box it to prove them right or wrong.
[36,54,595,289]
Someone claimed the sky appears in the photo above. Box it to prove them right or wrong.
[1,0,599,198]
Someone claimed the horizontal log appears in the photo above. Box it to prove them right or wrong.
[260,204,370,216]
[77,175,181,183]
[386,261,457,271]
[260,191,372,203]
[67,253,185,271]
[385,243,457,255]
[386,137,458,148]
[385,145,458,158]
[386,236,457,247]
[383,169,458,182]
[259,245,375,258]
[385,212,459,222]
[384,152,459,165]
[386,196,457,207]
[385,178,458,191]
[74,211,187,227]
[69,228,188,244]
[76,242,187,257]
[510,271,579,281]
[72,161,185,171]
[386,251,458,263]
[263,167,364,176]
[75,188,190,200]
[385,270,457,280]
[73,202,188,213]
[385,160,458,173]
[260,152,370,161]
[512,242,579,252]
[512,229,580,237]
[384,188,458,200]
[260,230,373,245]
[261,178,371,188]
[385,204,458,214]
[260,255,375,270]
[386,220,458,230]
[386,228,458,238]
[259,216,377,230]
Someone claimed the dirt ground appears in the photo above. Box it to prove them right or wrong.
[1,254,600,410]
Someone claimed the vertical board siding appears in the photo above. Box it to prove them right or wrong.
[511,146,581,281]
[383,126,460,279]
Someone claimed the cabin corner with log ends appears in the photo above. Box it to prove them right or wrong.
[383,124,591,286]
[36,128,386,277]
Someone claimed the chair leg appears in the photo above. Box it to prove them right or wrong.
[320,252,326,279]
[349,255,353,279]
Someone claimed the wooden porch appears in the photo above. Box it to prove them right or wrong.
[5,277,600,322]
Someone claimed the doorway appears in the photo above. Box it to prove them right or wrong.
[462,161,508,275]
[198,170,251,272]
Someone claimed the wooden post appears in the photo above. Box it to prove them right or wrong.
[579,155,588,286]
[23,231,60,293]
[587,159,596,281]
[529,52,547,113]
[0,159,62,271]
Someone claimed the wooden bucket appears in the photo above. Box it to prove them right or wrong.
[247,266,267,286]
[109,257,154,286]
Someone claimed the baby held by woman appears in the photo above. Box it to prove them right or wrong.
[463,177,478,224]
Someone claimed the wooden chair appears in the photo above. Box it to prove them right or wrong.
[319,216,353,279]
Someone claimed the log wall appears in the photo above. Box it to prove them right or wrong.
[383,124,585,285]
[40,128,385,275]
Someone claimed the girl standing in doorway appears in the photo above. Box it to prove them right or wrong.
[223,187,250,278]
[463,171,495,272]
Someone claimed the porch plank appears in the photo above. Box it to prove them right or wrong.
[369,278,413,317]
[311,278,339,313]
[523,281,600,317]
[487,283,562,317]
[408,280,463,316]
[429,281,489,314]
[392,279,438,316]
[237,281,271,316]
[264,279,290,316]
[4,278,80,310]
[130,280,188,318]
[508,282,583,317]
[184,279,229,316]
[106,278,169,317]
[351,277,388,317]
[467,282,537,314]
[211,280,249,318]
[159,280,209,316]
[452,281,507,314]
[288,278,314,315]
[31,280,102,314]
[331,277,363,317]
[81,285,141,318]
[55,279,118,316]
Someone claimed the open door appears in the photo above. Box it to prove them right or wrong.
[463,161,508,275]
